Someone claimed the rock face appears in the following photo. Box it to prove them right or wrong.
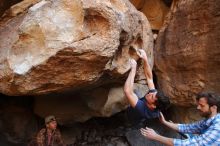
[167,106,201,123]
[0,0,22,16]
[130,0,170,30]
[155,0,220,106]
[0,95,40,145]
[34,83,148,124]
[140,0,169,30]
[0,0,154,96]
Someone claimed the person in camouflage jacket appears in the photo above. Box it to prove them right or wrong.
[29,115,66,146]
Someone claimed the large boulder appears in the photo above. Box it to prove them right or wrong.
[0,0,154,96]
[155,0,220,106]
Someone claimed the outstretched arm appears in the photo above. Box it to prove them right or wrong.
[173,123,220,145]
[138,49,155,90]
[141,127,174,146]
[124,59,139,108]
[160,112,208,134]
[159,112,179,131]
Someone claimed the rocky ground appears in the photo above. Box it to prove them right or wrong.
[61,110,183,146]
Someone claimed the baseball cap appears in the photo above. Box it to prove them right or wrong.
[45,115,56,124]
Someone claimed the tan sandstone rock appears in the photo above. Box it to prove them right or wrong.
[168,106,201,123]
[34,83,148,124]
[155,0,220,106]
[141,0,169,30]
[0,0,153,96]
[129,0,170,30]
[129,0,145,10]
[0,0,22,17]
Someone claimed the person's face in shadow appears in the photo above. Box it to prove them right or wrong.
[145,92,157,110]
[46,120,57,130]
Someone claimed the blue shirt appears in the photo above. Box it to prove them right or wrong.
[174,113,220,146]
[133,97,160,119]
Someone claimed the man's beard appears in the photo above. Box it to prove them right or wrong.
[200,110,212,118]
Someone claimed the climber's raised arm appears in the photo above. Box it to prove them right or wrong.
[137,49,155,90]
[124,59,139,108]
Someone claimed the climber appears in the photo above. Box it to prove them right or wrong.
[141,92,220,146]
[124,49,170,122]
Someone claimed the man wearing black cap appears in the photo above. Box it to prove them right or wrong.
[124,49,170,122]
[36,115,65,146]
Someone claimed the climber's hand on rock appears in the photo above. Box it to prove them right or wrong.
[137,49,147,60]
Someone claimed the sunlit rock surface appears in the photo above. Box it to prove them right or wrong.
[130,0,170,30]
[155,0,220,106]
[0,0,153,96]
